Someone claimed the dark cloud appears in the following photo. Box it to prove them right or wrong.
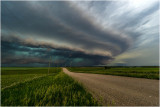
[1,1,158,66]
[1,1,132,57]
[1,37,113,67]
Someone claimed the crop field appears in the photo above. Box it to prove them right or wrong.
[1,67,99,106]
[1,67,60,89]
[68,67,159,79]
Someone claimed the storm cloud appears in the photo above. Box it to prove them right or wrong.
[2,39,113,67]
[1,0,159,66]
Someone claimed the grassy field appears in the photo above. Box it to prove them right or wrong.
[68,67,159,79]
[1,67,99,106]
[1,67,60,89]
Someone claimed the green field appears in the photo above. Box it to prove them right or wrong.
[68,67,159,79]
[1,67,60,89]
[1,67,99,106]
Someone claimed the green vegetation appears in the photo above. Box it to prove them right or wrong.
[68,67,159,79]
[1,67,60,89]
[1,67,99,106]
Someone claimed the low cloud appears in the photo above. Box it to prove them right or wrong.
[1,38,113,66]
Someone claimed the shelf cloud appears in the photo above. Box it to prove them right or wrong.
[1,1,159,66]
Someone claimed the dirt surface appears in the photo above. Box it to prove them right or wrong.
[63,68,159,106]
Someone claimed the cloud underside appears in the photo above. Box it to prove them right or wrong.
[1,1,159,66]
[2,39,113,66]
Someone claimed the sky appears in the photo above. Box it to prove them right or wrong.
[1,0,159,67]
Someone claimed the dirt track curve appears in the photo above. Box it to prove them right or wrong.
[63,68,159,106]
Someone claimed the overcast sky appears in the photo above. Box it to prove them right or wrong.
[1,0,159,67]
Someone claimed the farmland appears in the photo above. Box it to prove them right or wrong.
[68,67,159,79]
[1,67,99,106]
[1,67,60,89]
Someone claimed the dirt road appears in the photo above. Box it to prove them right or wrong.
[63,68,159,106]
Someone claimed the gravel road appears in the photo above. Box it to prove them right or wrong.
[63,68,159,106]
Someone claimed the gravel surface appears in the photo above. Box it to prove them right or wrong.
[63,68,159,106]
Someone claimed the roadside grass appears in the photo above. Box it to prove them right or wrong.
[68,67,159,79]
[1,67,99,106]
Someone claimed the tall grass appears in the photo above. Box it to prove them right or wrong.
[1,69,99,106]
